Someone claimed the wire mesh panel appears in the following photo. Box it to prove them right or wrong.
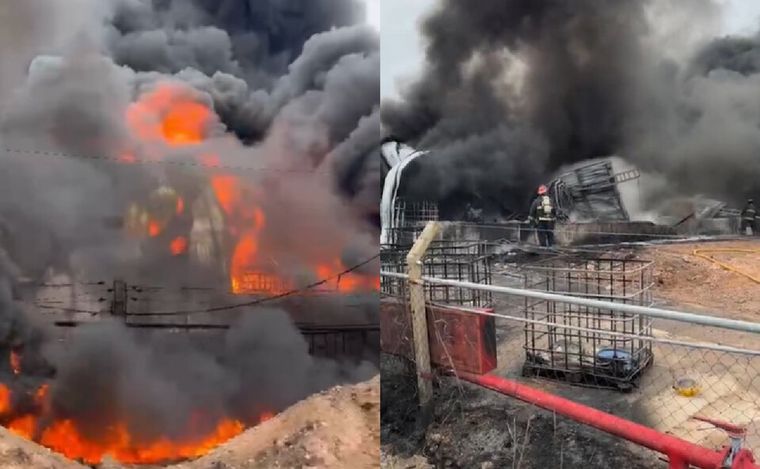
[387,199,438,245]
[380,245,409,301]
[423,241,492,307]
[393,198,439,225]
[381,240,493,307]
[521,256,654,390]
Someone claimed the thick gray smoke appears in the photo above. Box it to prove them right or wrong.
[0,0,379,448]
[0,0,378,283]
[383,0,759,215]
[41,310,374,441]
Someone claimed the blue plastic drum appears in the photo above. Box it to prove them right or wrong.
[596,348,632,361]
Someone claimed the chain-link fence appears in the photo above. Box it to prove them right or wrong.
[380,236,760,457]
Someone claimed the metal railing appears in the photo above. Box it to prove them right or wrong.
[382,268,760,467]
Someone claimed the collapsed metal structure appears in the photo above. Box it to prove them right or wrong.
[550,159,640,222]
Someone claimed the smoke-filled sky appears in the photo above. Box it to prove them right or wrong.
[382,0,760,99]
[381,0,760,217]
[0,0,380,283]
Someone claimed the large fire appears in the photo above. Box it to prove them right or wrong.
[0,80,378,461]
[0,380,259,464]
[126,83,211,146]
[0,353,261,464]
[123,82,380,294]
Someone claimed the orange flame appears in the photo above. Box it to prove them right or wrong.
[0,385,10,414]
[125,84,379,295]
[210,175,289,294]
[39,418,244,464]
[126,84,211,146]
[176,197,185,215]
[148,220,162,237]
[170,236,188,256]
[210,175,243,216]
[9,351,20,376]
[119,153,137,164]
[315,259,380,292]
[0,382,258,464]
[209,174,379,294]
[8,415,35,439]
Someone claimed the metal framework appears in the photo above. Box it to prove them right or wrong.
[551,160,638,222]
[381,240,493,307]
[385,198,439,246]
[521,255,654,390]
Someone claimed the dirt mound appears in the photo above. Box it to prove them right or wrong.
[0,428,85,469]
[176,375,380,469]
[0,375,380,469]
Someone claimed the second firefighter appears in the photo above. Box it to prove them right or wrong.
[529,184,556,247]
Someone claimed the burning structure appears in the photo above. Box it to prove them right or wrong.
[0,0,378,465]
[381,0,760,225]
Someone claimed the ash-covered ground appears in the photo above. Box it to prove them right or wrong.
[380,356,657,469]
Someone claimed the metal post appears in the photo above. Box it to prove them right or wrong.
[407,221,442,408]
[111,279,127,317]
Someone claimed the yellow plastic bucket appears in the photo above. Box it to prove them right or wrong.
[673,378,699,397]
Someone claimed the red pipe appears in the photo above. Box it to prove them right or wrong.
[458,372,759,469]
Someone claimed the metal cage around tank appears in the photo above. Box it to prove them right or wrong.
[386,199,439,246]
[520,255,655,391]
[381,239,493,308]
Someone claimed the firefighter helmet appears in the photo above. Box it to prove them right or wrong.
[537,184,548,195]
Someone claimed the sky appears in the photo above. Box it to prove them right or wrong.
[365,0,380,30]
[380,0,760,100]
[380,0,435,100]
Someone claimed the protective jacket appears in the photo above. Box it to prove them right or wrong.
[530,195,555,222]
[742,203,756,221]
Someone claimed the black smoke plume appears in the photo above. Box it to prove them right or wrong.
[383,0,760,215]
[0,0,379,453]
[40,310,375,443]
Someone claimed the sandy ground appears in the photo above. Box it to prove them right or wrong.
[0,375,380,469]
[489,239,760,452]
[0,427,86,469]
[646,239,760,322]
[638,239,760,449]
[176,375,380,469]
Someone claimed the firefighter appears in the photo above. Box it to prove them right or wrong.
[741,199,757,235]
[529,184,556,247]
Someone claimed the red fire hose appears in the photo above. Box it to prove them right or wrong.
[458,372,759,469]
